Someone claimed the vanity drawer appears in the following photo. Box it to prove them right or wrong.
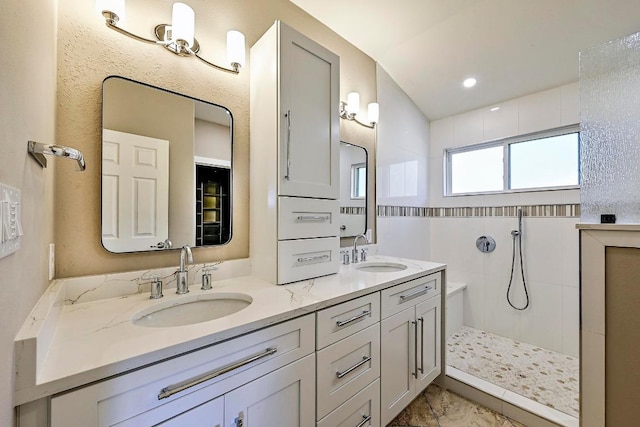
[278,196,340,239]
[381,272,441,319]
[317,379,380,427]
[316,293,380,350]
[277,237,339,284]
[51,314,314,427]
[316,323,380,419]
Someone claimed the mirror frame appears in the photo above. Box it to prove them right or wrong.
[340,141,368,238]
[100,75,234,253]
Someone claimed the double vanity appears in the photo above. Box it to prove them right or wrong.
[15,256,445,426]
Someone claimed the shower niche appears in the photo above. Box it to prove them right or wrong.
[196,165,231,246]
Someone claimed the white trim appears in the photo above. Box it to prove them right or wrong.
[194,156,231,169]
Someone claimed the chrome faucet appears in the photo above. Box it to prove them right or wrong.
[352,234,369,263]
[176,245,193,294]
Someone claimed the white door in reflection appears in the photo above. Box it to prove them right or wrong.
[102,129,169,252]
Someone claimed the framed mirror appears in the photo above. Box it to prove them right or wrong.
[339,142,368,237]
[101,76,233,253]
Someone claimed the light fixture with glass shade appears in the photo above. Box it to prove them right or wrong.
[339,91,379,129]
[96,0,245,74]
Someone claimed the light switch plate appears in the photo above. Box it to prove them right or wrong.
[0,183,22,260]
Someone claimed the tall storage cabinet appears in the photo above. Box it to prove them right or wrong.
[250,20,341,284]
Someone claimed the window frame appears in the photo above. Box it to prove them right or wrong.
[444,124,580,196]
[350,162,367,200]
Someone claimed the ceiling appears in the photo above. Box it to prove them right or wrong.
[290,0,640,120]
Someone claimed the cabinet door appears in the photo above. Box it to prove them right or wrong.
[380,308,416,426]
[415,296,441,390]
[278,22,340,200]
[225,354,316,427]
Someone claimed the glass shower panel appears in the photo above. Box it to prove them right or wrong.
[580,32,640,223]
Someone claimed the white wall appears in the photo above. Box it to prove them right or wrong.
[429,82,580,356]
[375,65,431,260]
[0,0,57,424]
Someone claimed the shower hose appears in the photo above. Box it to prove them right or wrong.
[507,229,530,310]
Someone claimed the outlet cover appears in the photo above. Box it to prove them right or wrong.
[49,243,55,280]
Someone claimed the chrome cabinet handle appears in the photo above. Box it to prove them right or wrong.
[296,215,330,222]
[336,310,371,327]
[399,286,432,303]
[158,347,277,400]
[412,320,418,378]
[285,109,292,180]
[418,316,424,374]
[355,414,372,427]
[336,355,371,379]
[297,254,330,263]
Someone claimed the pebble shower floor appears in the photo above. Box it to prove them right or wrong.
[447,326,579,418]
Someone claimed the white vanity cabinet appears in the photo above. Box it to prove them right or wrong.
[379,273,442,425]
[250,20,340,285]
[50,315,315,427]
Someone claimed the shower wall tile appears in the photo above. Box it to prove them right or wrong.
[453,109,484,146]
[561,218,580,288]
[561,82,580,126]
[519,282,563,353]
[484,270,521,342]
[518,88,563,135]
[523,219,563,286]
[562,286,580,357]
[460,273,486,330]
[483,99,519,142]
[430,116,454,154]
[376,216,430,261]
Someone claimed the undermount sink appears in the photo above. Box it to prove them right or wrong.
[133,293,252,328]
[356,262,408,273]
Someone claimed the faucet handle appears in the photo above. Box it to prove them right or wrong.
[141,276,163,299]
[360,248,368,262]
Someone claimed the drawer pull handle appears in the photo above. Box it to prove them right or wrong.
[297,254,330,263]
[336,310,371,327]
[336,355,371,379]
[158,347,277,400]
[399,286,432,303]
[296,215,330,222]
[356,414,372,427]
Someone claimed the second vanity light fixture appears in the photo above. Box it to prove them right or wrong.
[96,0,246,74]
[339,92,379,129]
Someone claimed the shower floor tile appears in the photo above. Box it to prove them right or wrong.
[447,326,579,418]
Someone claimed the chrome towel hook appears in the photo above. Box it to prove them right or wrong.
[28,141,86,171]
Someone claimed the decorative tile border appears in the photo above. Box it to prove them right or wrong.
[377,204,580,218]
[340,207,366,215]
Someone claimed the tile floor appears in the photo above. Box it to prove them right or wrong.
[447,326,579,417]
[387,384,526,427]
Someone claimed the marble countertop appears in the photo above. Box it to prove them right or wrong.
[14,255,445,405]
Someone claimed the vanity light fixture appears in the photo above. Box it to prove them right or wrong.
[339,92,379,129]
[96,0,246,74]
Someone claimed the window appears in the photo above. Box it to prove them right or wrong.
[351,163,366,199]
[445,125,580,195]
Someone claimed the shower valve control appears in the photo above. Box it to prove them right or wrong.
[476,236,496,253]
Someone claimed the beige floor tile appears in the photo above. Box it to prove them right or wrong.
[387,384,527,427]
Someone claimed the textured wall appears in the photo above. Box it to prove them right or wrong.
[56,0,377,277]
[0,0,57,424]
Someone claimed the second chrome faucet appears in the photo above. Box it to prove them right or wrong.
[176,245,193,294]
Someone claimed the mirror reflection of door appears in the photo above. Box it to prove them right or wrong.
[102,130,169,252]
[339,142,367,237]
[101,76,233,253]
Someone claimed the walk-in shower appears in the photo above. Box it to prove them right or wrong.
[440,207,580,426]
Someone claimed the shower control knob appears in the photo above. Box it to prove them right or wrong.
[476,236,496,253]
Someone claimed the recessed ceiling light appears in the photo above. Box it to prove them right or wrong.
[463,78,477,88]
[490,107,500,112]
